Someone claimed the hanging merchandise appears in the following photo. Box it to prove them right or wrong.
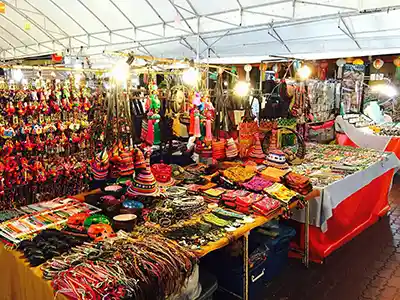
[307,80,337,123]
[244,64,252,82]
[341,63,365,113]
[145,80,161,145]
[336,58,346,79]
[0,74,102,208]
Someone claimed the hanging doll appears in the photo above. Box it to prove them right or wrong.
[145,81,161,145]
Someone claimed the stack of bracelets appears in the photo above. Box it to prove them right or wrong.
[45,235,197,300]
[148,196,206,227]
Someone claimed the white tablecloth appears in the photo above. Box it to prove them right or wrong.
[292,152,400,232]
[335,116,391,151]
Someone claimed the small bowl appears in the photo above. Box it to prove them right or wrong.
[101,184,126,198]
[113,214,137,232]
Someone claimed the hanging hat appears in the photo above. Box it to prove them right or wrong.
[248,134,265,164]
[118,149,135,177]
[151,162,175,187]
[263,149,289,169]
[225,138,238,158]
[133,148,146,170]
[90,148,109,180]
[126,152,158,196]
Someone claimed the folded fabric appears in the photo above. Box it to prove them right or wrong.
[264,183,297,204]
[282,172,313,195]
[242,176,273,192]
[258,167,289,182]
[252,196,281,216]
[223,166,255,183]
[236,193,264,207]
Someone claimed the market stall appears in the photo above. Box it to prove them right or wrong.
[291,143,400,262]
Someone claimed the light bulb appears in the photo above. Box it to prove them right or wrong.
[234,81,250,97]
[111,61,130,82]
[13,69,23,82]
[298,65,311,81]
[371,84,398,98]
[182,67,199,86]
[223,81,228,87]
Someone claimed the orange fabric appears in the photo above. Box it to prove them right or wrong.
[293,169,393,263]
[0,244,66,300]
[384,137,400,159]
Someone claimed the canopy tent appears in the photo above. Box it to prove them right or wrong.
[0,0,400,65]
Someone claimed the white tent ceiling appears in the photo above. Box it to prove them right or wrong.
[1,0,400,65]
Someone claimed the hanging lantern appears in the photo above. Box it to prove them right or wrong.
[336,58,346,79]
[24,22,31,31]
[336,58,346,67]
[373,59,384,70]
[352,58,364,65]
[393,57,400,67]
[244,64,252,82]
[0,2,5,14]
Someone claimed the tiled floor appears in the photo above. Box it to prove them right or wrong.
[215,175,400,300]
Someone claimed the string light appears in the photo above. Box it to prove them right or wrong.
[182,67,199,86]
[234,81,250,97]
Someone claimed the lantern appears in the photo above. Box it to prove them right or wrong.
[393,57,400,67]
[353,58,364,65]
[373,59,384,70]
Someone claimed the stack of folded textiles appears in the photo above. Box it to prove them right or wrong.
[202,187,226,203]
[221,190,250,209]
[242,176,273,193]
[282,172,313,195]
[236,192,264,213]
[252,196,281,216]
[258,167,289,182]
[264,183,297,204]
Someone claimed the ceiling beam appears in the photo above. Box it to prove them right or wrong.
[0,24,38,52]
[338,15,361,49]
[1,0,67,49]
[176,0,219,57]
[48,0,89,35]
[298,1,359,12]
[76,0,111,32]
[23,1,69,37]
[2,4,400,55]
[268,24,291,53]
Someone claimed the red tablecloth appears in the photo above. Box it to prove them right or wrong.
[292,168,393,263]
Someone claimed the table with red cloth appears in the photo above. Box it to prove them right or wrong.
[335,116,400,159]
[291,151,400,263]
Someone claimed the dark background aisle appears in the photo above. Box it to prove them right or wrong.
[215,175,400,300]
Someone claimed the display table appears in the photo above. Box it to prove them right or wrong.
[0,190,316,300]
[335,116,400,158]
[291,151,400,262]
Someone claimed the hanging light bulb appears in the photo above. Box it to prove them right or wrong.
[182,67,199,86]
[12,69,23,82]
[297,65,312,81]
[111,60,130,82]
[370,84,398,98]
[234,81,250,97]
[223,81,228,87]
